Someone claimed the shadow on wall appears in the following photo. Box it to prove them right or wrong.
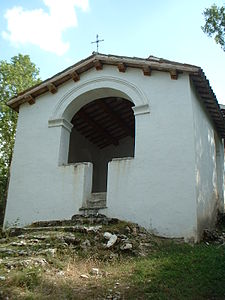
[195,123,222,238]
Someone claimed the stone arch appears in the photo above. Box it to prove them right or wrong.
[48,75,150,166]
[50,76,150,122]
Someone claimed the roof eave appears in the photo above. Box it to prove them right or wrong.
[7,53,200,110]
[190,70,225,138]
[7,53,225,138]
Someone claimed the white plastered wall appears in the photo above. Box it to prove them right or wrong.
[190,81,224,238]
[5,65,199,241]
[4,94,91,226]
[107,71,197,240]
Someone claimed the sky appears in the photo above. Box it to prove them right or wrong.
[0,0,225,103]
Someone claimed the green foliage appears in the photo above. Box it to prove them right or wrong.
[202,4,225,51]
[10,267,42,290]
[0,54,41,224]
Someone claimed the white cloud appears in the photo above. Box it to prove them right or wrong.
[2,0,89,56]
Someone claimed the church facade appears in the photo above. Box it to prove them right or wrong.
[4,53,225,242]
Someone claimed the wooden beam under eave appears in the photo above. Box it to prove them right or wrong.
[193,81,208,88]
[24,95,35,105]
[191,76,202,82]
[99,142,111,149]
[118,63,126,73]
[11,103,19,112]
[94,60,103,71]
[97,101,134,138]
[77,111,119,146]
[71,71,80,82]
[142,66,151,76]
[205,104,218,110]
[199,93,214,99]
[89,134,107,144]
[47,83,57,94]
[197,87,211,93]
[170,69,178,80]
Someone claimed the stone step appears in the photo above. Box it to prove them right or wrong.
[88,192,106,202]
[79,208,105,216]
[86,199,106,208]
[5,215,119,237]
[80,192,107,211]
[6,223,104,237]
[86,192,106,208]
[7,225,94,236]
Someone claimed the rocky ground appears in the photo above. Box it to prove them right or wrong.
[203,212,225,245]
[0,215,160,299]
[0,214,224,299]
[0,214,157,260]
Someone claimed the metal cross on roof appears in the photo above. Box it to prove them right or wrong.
[91,34,104,53]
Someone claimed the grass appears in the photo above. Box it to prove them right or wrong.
[0,222,225,299]
[128,242,225,299]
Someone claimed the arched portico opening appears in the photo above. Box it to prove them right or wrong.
[68,97,135,193]
[48,77,150,211]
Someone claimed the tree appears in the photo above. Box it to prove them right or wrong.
[202,4,225,51]
[0,54,41,224]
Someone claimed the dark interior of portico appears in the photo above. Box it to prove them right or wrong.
[68,97,135,192]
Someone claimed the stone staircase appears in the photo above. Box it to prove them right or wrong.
[79,192,107,215]
[6,214,118,238]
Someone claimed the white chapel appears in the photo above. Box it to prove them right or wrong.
[4,53,225,242]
